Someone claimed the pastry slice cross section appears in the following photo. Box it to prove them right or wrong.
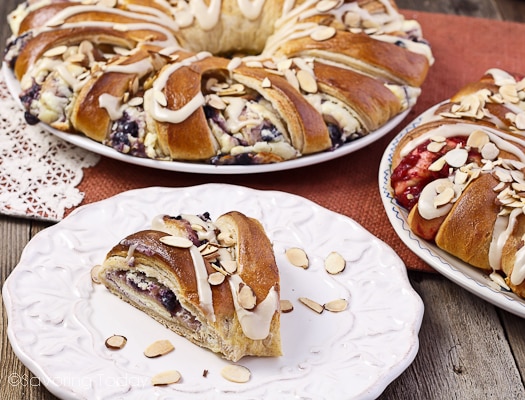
[97,211,281,362]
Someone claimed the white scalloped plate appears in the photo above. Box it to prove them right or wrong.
[4,185,423,400]
[3,64,409,174]
[379,105,525,318]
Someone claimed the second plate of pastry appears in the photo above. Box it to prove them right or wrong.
[379,67,525,317]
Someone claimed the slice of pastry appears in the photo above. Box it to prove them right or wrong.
[96,211,282,362]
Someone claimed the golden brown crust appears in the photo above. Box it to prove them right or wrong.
[434,173,499,271]
[313,61,402,131]
[277,31,430,87]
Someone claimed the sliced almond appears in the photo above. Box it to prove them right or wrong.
[299,297,324,314]
[91,264,102,284]
[154,90,168,107]
[105,335,127,349]
[324,251,346,275]
[316,0,342,12]
[144,339,175,358]
[261,77,272,88]
[220,259,238,274]
[427,141,445,153]
[444,148,468,168]
[43,45,68,58]
[280,299,294,313]
[324,299,348,312]
[310,26,337,41]
[466,129,490,149]
[433,186,455,207]
[286,247,309,269]
[221,365,251,383]
[151,370,181,386]
[428,156,447,172]
[296,70,318,93]
[159,236,193,248]
[208,272,226,285]
[238,284,257,310]
[481,142,500,160]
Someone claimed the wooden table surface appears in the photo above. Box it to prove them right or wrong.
[2,1,525,399]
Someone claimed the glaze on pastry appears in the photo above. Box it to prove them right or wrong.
[390,68,525,297]
[97,211,281,361]
[4,0,432,165]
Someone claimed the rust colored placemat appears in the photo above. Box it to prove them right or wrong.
[71,11,525,272]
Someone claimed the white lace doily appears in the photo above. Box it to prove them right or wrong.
[0,74,100,221]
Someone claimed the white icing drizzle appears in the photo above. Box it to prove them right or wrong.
[99,93,124,120]
[489,208,521,271]
[148,51,211,123]
[237,0,266,20]
[188,245,216,322]
[228,274,279,340]
[190,0,222,30]
[104,57,154,77]
[512,242,525,285]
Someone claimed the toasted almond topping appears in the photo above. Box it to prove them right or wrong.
[261,77,272,88]
[217,231,236,246]
[208,271,226,285]
[428,156,447,172]
[444,148,468,168]
[43,45,68,58]
[344,11,361,27]
[154,90,168,107]
[285,247,309,269]
[493,181,508,192]
[144,340,175,358]
[284,69,300,91]
[454,170,469,185]
[430,135,446,143]
[481,142,500,160]
[98,0,118,7]
[324,298,348,312]
[515,112,525,130]
[199,243,219,257]
[324,251,346,274]
[466,130,490,149]
[296,69,318,93]
[160,235,193,248]
[299,297,324,314]
[310,26,337,41]
[91,264,102,284]
[280,299,294,313]
[128,97,144,107]
[316,0,342,12]
[433,187,455,207]
[238,284,257,310]
[427,141,445,153]
[494,168,513,183]
[105,335,127,349]
[221,365,251,383]
[151,370,181,386]
[220,260,238,274]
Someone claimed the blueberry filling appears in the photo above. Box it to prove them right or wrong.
[108,111,147,157]
[111,270,200,330]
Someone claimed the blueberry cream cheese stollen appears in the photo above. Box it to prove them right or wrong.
[96,211,282,362]
[4,0,433,165]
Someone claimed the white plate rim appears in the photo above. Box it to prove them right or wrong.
[378,105,525,318]
[3,184,424,399]
[2,63,409,174]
